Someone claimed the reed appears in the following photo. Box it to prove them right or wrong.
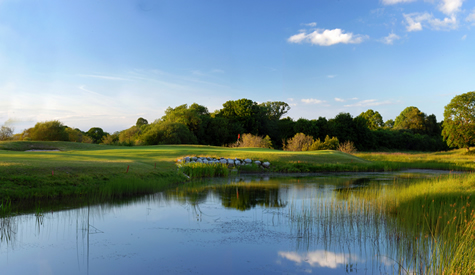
[177,162,230,178]
[286,174,475,274]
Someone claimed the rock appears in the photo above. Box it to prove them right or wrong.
[203,159,208,164]
[235,160,241,166]
[254,160,261,166]
[177,158,183,163]
[262,162,270,168]
[191,157,197,161]
[184,157,190,162]
[220,159,227,164]
[197,159,203,163]
[244,158,252,163]
[228,159,234,165]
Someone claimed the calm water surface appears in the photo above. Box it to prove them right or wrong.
[0,170,450,274]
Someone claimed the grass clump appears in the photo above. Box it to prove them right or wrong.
[178,162,230,178]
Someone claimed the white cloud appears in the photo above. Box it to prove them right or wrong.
[438,0,464,16]
[466,9,475,24]
[462,34,467,40]
[288,28,368,46]
[344,99,394,107]
[403,12,458,31]
[302,22,317,27]
[288,98,294,102]
[211,69,224,74]
[334,98,345,102]
[327,75,336,78]
[278,250,360,269]
[403,13,430,31]
[381,32,401,44]
[429,15,458,30]
[301,98,325,104]
[381,0,416,4]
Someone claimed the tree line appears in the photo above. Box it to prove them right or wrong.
[2,91,474,152]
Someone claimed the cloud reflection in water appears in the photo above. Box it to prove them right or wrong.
[278,250,360,269]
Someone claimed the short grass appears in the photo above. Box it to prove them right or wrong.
[0,141,366,202]
[1,141,474,205]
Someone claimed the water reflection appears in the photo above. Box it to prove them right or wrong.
[278,250,360,269]
[0,171,454,274]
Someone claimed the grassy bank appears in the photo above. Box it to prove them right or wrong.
[0,141,366,202]
[1,141,474,203]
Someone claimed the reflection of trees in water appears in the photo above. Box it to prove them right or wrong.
[217,186,287,211]
[165,182,288,211]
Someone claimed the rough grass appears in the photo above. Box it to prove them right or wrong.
[356,148,475,171]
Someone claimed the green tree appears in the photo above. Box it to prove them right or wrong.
[136,117,148,128]
[394,107,426,133]
[217,99,263,135]
[259,101,290,121]
[29,120,69,141]
[358,109,383,130]
[384,119,395,129]
[0,125,14,140]
[142,121,197,145]
[86,127,107,144]
[442,91,475,151]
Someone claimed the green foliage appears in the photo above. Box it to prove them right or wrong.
[218,98,263,135]
[384,119,394,128]
[0,126,14,141]
[442,91,475,151]
[86,127,107,144]
[258,101,290,121]
[358,109,383,130]
[142,121,197,145]
[29,120,69,141]
[308,135,339,151]
[136,117,148,128]
[119,126,141,144]
[293,118,319,138]
[394,106,426,132]
[237,133,273,149]
[284,133,314,151]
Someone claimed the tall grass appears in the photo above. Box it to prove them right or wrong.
[177,162,230,178]
[286,174,475,274]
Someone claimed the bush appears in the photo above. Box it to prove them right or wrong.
[236,133,273,149]
[284,133,314,151]
[308,135,339,151]
[338,140,357,154]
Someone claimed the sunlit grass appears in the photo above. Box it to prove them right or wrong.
[286,173,475,274]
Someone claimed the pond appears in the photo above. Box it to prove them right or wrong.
[0,170,455,274]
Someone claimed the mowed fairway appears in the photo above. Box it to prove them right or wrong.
[0,141,366,201]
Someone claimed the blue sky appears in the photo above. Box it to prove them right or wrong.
[1,0,474,133]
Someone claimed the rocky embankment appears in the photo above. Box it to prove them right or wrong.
[177,156,270,168]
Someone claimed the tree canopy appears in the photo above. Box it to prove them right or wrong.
[442,91,475,151]
[358,109,383,130]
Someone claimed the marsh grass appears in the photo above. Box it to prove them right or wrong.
[0,199,12,217]
[286,174,475,274]
[177,162,230,178]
